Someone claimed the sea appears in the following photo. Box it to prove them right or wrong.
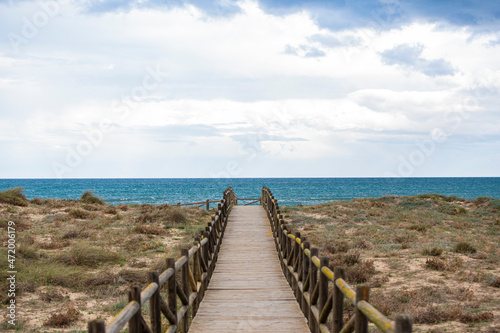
[0,178,499,207]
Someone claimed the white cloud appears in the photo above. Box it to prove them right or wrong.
[0,0,499,177]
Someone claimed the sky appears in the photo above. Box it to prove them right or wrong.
[0,0,499,178]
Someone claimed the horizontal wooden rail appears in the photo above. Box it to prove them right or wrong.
[234,197,261,205]
[261,186,413,333]
[176,199,221,210]
[88,187,236,333]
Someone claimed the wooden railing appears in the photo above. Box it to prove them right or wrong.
[261,186,413,333]
[87,187,236,333]
[175,199,222,210]
[175,197,260,209]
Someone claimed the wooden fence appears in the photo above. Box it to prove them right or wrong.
[261,186,413,333]
[87,187,236,333]
[175,197,260,210]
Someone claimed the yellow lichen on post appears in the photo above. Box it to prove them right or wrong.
[335,278,356,303]
[357,300,394,333]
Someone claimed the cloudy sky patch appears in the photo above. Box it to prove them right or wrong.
[0,0,499,178]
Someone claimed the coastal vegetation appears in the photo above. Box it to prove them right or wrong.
[281,194,500,332]
[0,188,499,331]
[0,188,211,331]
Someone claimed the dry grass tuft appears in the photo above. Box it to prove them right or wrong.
[134,224,167,235]
[39,289,65,303]
[81,191,104,205]
[30,197,44,205]
[422,246,444,256]
[0,187,28,206]
[325,241,349,254]
[454,241,477,254]
[43,304,80,327]
[345,260,375,283]
[117,203,128,210]
[167,207,188,223]
[68,208,92,219]
[56,243,121,267]
[439,205,467,215]
[84,272,116,287]
[489,276,500,288]
[37,239,70,250]
[425,257,463,271]
[104,205,117,214]
[414,305,493,324]
[62,229,91,239]
[116,269,147,285]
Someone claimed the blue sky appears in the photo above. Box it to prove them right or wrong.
[0,0,499,178]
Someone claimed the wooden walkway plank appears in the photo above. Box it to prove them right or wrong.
[188,206,310,333]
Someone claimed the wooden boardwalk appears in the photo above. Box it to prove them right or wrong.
[189,205,310,333]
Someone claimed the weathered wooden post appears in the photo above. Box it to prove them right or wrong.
[319,257,329,327]
[167,258,177,327]
[355,286,369,333]
[302,241,311,316]
[395,315,413,333]
[292,232,301,298]
[181,249,190,333]
[88,320,105,333]
[128,286,142,333]
[203,231,210,272]
[333,267,345,333]
[149,272,161,333]
[206,199,209,210]
[309,248,319,333]
[193,238,201,315]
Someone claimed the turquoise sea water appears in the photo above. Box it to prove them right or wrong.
[0,178,499,206]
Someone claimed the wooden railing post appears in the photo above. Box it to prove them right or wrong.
[181,248,190,333]
[88,320,105,333]
[333,267,345,333]
[167,258,177,327]
[395,315,413,333]
[203,230,210,270]
[292,232,300,298]
[302,241,310,317]
[128,286,141,333]
[319,257,329,325]
[193,240,201,316]
[206,199,209,210]
[149,272,161,333]
[309,248,319,333]
[355,286,369,333]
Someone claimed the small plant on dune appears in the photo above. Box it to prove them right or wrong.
[43,304,80,327]
[425,257,448,271]
[167,207,187,223]
[62,229,90,239]
[104,205,117,214]
[408,224,430,232]
[425,257,463,271]
[81,190,104,205]
[68,208,92,219]
[117,203,128,211]
[39,289,65,303]
[413,305,493,324]
[83,271,116,287]
[439,204,467,215]
[38,239,70,250]
[0,187,28,206]
[30,197,44,205]
[454,241,477,254]
[488,276,500,288]
[134,224,167,235]
[422,246,444,256]
[345,260,375,283]
[57,242,121,268]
